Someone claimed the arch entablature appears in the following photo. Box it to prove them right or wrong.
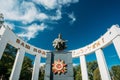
[71,25,120,58]
[0,24,120,58]
[0,25,50,57]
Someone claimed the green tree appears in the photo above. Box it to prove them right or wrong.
[93,67,101,80]
[19,56,33,80]
[74,61,98,80]
[87,61,98,80]
[111,65,120,80]
[0,44,17,79]
[39,65,45,80]
[0,44,33,80]
[74,65,82,80]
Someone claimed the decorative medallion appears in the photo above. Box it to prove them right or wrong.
[52,59,67,74]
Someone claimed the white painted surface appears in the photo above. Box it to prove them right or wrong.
[1,24,120,58]
[9,48,25,80]
[95,49,111,80]
[0,38,7,59]
[0,26,8,59]
[0,25,6,35]
[0,25,49,57]
[32,54,41,80]
[72,25,120,57]
[113,36,120,59]
[80,55,89,80]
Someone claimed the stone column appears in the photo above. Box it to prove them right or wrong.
[113,36,120,59]
[9,48,25,80]
[0,36,7,59]
[80,55,89,80]
[0,26,8,59]
[95,49,111,80]
[32,54,41,80]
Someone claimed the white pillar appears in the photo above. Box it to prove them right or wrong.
[32,54,41,80]
[0,37,7,59]
[10,48,25,80]
[113,36,120,59]
[95,49,111,80]
[80,55,89,80]
[0,26,8,59]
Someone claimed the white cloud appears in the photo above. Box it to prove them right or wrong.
[4,22,15,30]
[18,23,47,40]
[19,1,38,23]
[33,0,79,9]
[0,0,19,20]
[58,0,79,5]
[68,12,76,24]
[33,0,57,9]
[0,0,78,24]
[73,63,79,66]
[50,9,62,20]
[0,0,48,24]
[0,0,79,41]
[37,13,48,21]
[109,55,117,58]
[0,0,64,23]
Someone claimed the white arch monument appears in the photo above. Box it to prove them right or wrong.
[0,22,120,80]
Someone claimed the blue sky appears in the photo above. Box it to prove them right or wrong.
[0,0,120,67]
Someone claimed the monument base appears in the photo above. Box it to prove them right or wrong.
[44,51,74,80]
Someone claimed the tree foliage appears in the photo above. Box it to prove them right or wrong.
[93,67,101,80]
[0,44,33,80]
[111,65,120,80]
[74,61,99,80]
[0,44,17,79]
[19,56,33,80]
[74,65,82,80]
[87,61,98,80]
[39,66,45,80]
[0,44,45,80]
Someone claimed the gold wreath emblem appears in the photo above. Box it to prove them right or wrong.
[52,59,67,74]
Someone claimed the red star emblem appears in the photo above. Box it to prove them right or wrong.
[52,59,67,74]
